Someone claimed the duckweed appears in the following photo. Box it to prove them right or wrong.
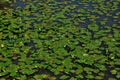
[0,0,120,80]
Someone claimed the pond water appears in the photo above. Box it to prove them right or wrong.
[12,0,120,26]
[0,0,120,80]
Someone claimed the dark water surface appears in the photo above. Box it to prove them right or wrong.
[12,0,120,27]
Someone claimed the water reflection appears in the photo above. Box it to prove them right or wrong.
[15,0,26,9]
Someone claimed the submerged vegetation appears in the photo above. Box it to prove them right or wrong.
[0,0,120,80]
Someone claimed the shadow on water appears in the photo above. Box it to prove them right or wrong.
[0,2,11,10]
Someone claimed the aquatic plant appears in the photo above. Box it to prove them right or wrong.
[0,0,120,80]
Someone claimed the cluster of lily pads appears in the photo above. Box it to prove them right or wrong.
[0,0,120,80]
